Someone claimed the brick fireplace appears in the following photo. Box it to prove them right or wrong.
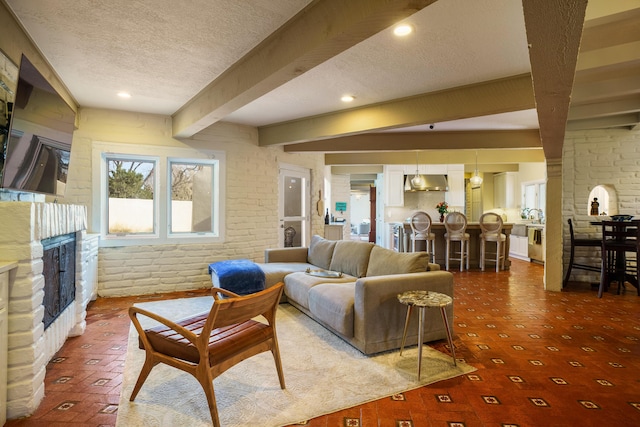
[0,200,98,419]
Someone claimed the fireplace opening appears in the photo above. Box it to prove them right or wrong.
[42,233,76,329]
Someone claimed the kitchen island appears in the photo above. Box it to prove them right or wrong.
[398,222,514,270]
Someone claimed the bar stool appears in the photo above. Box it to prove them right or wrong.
[563,219,601,288]
[409,211,436,262]
[479,212,506,272]
[444,212,470,271]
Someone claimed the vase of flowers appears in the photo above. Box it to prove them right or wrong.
[436,201,448,222]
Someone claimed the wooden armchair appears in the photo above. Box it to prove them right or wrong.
[128,282,285,427]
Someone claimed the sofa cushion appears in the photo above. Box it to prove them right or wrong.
[307,235,337,270]
[365,246,431,277]
[328,240,375,278]
[308,283,355,338]
[284,271,355,310]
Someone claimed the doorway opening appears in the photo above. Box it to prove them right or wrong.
[278,164,310,248]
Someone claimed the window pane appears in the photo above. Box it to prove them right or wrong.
[107,158,155,234]
[284,176,303,217]
[170,162,213,233]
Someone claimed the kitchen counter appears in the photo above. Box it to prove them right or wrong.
[400,222,515,270]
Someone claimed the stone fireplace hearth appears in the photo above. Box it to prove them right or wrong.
[0,201,98,419]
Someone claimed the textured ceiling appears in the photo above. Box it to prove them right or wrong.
[5,0,313,114]
[3,0,639,166]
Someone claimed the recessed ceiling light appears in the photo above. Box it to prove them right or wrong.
[341,95,355,103]
[117,92,131,99]
[393,24,413,37]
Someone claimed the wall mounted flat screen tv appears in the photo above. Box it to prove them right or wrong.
[0,54,76,197]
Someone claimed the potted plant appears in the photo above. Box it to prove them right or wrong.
[436,201,449,222]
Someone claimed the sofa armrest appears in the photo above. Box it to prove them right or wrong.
[355,271,453,305]
[264,247,309,263]
[353,271,454,352]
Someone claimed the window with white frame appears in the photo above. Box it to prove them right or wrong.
[92,142,225,246]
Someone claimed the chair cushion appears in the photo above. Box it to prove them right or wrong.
[365,245,431,277]
[307,235,337,270]
[141,313,271,365]
[329,240,375,277]
[308,283,355,337]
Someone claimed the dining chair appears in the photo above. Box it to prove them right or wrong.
[479,212,506,272]
[409,211,436,262]
[563,219,601,288]
[128,282,286,427]
[444,212,470,271]
[599,221,640,298]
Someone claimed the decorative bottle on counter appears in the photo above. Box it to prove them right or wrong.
[325,209,330,224]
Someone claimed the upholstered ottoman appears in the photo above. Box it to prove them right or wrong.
[208,259,265,295]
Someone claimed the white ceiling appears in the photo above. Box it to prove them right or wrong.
[4,0,639,165]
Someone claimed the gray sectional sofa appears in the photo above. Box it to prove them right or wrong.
[257,235,454,354]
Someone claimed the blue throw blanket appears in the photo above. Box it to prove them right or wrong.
[208,259,266,295]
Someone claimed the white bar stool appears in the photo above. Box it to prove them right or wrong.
[479,212,507,272]
[444,212,470,271]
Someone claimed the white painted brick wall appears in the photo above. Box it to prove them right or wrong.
[330,173,352,239]
[0,202,92,418]
[63,109,325,297]
[563,128,640,283]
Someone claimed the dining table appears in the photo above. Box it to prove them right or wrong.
[594,219,640,297]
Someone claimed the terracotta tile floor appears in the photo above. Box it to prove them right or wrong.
[5,259,640,426]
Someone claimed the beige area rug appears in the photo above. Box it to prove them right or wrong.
[117,296,476,427]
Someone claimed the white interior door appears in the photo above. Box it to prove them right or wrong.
[278,165,310,248]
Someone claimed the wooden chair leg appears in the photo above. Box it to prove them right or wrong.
[270,339,286,389]
[129,355,157,401]
[564,242,576,287]
[465,240,469,271]
[195,367,221,427]
[446,239,450,270]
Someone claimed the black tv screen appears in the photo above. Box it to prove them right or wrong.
[1,55,75,197]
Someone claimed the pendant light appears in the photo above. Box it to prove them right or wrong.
[470,150,483,188]
[410,151,427,190]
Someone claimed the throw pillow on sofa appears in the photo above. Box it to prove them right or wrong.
[307,235,337,270]
[329,240,375,278]
[366,245,431,276]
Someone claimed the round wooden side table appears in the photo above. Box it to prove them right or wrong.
[398,290,456,379]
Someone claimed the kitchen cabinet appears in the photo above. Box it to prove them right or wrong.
[509,235,529,260]
[383,165,404,206]
[446,165,465,208]
[324,224,344,240]
[494,172,517,209]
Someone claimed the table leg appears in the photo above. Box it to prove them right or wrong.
[440,306,457,366]
[417,306,425,379]
[399,305,413,356]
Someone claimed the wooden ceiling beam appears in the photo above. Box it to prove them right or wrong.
[171,0,437,138]
[522,0,587,160]
[324,149,545,165]
[284,129,541,153]
[259,74,535,146]
[568,96,640,120]
[566,112,640,130]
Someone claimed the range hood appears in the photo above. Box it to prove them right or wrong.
[404,174,449,191]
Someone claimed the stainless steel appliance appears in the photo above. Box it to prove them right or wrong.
[390,223,412,252]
